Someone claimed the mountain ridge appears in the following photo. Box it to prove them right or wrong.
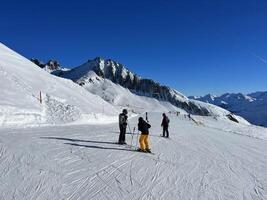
[56,57,216,116]
[29,55,250,123]
[190,92,267,127]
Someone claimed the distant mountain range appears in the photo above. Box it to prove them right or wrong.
[189,92,267,127]
[31,58,69,74]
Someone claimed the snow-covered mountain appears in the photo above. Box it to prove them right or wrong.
[58,57,238,118]
[0,43,119,126]
[190,92,267,127]
[74,71,184,114]
[72,71,250,125]
[0,43,195,127]
[0,42,249,127]
[30,58,70,73]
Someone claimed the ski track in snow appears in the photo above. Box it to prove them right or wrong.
[0,113,267,200]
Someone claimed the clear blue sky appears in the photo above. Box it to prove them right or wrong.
[1,0,267,96]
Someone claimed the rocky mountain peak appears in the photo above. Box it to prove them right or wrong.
[47,60,61,71]
[31,58,46,68]
[59,57,212,116]
[31,58,61,72]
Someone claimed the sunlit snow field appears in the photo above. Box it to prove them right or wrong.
[0,113,266,200]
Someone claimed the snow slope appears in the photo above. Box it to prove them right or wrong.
[76,71,184,114]
[0,42,248,128]
[59,57,235,117]
[0,112,266,200]
[53,57,251,123]
[76,71,251,125]
[190,92,267,127]
[0,43,118,127]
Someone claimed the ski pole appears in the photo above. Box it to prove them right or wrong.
[131,127,135,148]
[127,123,132,134]
[127,122,131,135]
[135,130,139,150]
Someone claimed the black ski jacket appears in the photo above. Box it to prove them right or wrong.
[138,120,151,135]
[119,113,128,126]
[161,116,169,127]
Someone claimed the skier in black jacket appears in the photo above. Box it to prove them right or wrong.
[118,109,128,144]
[138,117,151,153]
[161,113,170,138]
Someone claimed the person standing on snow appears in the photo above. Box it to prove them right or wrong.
[138,117,151,153]
[118,109,128,144]
[161,113,170,138]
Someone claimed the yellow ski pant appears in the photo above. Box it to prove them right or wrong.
[139,134,150,150]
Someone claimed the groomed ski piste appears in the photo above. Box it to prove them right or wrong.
[0,42,267,199]
[1,113,267,200]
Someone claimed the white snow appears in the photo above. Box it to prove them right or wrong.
[190,92,267,127]
[0,112,266,200]
[0,43,118,127]
[76,71,184,114]
[1,42,267,200]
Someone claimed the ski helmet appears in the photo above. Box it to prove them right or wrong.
[123,109,128,114]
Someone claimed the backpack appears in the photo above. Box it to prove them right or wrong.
[119,113,127,125]
[166,116,170,124]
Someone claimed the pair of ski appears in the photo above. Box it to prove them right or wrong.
[122,143,155,155]
[135,149,154,155]
[133,148,155,155]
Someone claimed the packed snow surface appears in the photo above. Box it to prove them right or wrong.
[0,113,266,200]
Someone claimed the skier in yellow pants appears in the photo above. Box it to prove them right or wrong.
[138,117,151,153]
[139,135,150,151]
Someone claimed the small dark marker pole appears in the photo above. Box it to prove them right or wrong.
[39,91,42,104]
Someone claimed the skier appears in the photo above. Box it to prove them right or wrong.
[161,113,170,138]
[137,117,151,153]
[118,109,128,144]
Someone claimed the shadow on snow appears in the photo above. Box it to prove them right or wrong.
[40,136,118,145]
[40,136,136,152]
[64,142,135,152]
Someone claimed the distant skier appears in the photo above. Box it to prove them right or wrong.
[161,113,170,138]
[145,112,149,122]
[118,109,128,144]
[138,117,151,153]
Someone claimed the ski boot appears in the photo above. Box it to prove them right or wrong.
[146,149,152,153]
[137,148,147,153]
[118,141,125,145]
